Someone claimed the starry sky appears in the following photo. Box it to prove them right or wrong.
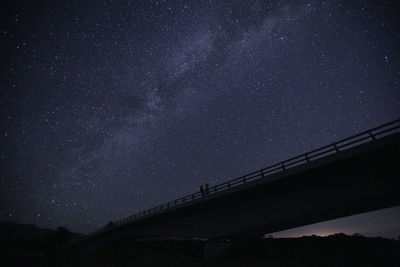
[1,0,399,235]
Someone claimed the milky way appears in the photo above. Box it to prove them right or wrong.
[1,0,399,233]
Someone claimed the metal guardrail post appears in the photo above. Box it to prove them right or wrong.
[281,162,285,170]
[305,153,310,163]
[333,143,339,152]
[369,131,376,140]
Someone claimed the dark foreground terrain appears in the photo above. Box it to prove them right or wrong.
[1,222,400,266]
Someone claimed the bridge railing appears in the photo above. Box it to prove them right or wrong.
[90,119,400,236]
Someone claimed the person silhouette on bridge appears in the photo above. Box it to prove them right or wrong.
[200,185,205,197]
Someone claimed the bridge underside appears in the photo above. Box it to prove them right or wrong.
[78,133,400,249]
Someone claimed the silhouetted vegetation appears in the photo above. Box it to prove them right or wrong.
[1,222,400,266]
[105,221,114,228]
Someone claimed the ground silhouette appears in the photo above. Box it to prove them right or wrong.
[1,222,399,266]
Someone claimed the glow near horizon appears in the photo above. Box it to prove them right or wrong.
[270,206,400,239]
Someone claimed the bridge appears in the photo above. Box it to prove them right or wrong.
[76,119,400,249]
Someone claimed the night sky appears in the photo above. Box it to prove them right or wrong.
[1,0,399,235]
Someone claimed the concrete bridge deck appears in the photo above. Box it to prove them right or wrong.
[76,120,400,249]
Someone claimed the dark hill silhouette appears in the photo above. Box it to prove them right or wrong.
[213,234,400,266]
[0,222,85,250]
[2,222,400,267]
